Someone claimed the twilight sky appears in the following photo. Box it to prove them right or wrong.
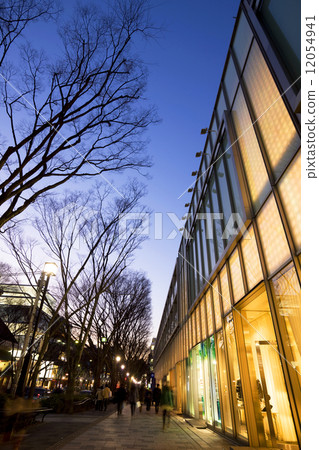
[1,0,240,338]
[132,0,240,336]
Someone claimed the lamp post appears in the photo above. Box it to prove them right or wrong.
[15,262,58,397]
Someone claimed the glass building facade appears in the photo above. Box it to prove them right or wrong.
[153,1,300,448]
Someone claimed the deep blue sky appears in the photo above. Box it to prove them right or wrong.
[133,0,240,335]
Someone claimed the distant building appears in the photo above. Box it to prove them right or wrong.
[154,1,300,448]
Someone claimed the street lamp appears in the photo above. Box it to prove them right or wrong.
[121,364,125,370]
[16,262,58,397]
[115,355,121,362]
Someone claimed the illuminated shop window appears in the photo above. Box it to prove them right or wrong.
[240,290,297,445]
[278,152,301,251]
[206,289,214,336]
[225,314,248,439]
[216,330,233,434]
[271,263,301,384]
[257,195,291,276]
[229,248,245,302]
[241,225,263,291]
[220,265,231,315]
[243,41,300,180]
[200,297,207,340]
[232,87,271,212]
[213,279,222,330]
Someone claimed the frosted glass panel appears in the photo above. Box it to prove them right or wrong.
[241,225,263,291]
[257,195,291,275]
[201,297,207,340]
[220,265,231,315]
[232,87,271,211]
[229,248,245,302]
[206,289,214,336]
[243,41,300,180]
[278,152,301,251]
[213,279,222,330]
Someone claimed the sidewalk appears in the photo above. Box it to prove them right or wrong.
[58,404,233,450]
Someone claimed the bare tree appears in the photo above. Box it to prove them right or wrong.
[0,0,59,67]
[85,270,152,392]
[0,0,157,230]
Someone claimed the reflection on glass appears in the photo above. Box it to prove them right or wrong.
[203,190,216,270]
[278,152,301,251]
[220,265,231,314]
[210,177,225,259]
[213,279,222,330]
[225,314,248,440]
[241,225,263,291]
[224,54,238,107]
[199,205,211,279]
[216,331,233,434]
[243,41,300,180]
[271,263,301,384]
[186,353,194,416]
[201,340,213,424]
[216,90,227,127]
[209,336,221,428]
[232,87,271,211]
[229,248,245,302]
[240,290,297,446]
[232,11,253,73]
[194,345,205,419]
[257,195,291,276]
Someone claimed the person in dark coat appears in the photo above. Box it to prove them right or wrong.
[115,383,127,415]
[129,383,138,416]
[153,384,162,414]
[144,388,152,411]
[160,382,174,430]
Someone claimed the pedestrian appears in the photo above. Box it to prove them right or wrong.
[96,386,104,411]
[138,384,145,413]
[160,382,174,430]
[115,383,127,415]
[102,384,111,411]
[145,388,152,411]
[153,384,162,414]
[129,383,138,416]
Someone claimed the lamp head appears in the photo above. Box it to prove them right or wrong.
[44,262,58,276]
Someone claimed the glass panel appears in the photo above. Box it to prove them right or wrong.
[206,289,214,336]
[225,314,248,440]
[241,225,263,291]
[243,41,300,180]
[216,141,232,245]
[271,263,301,384]
[260,0,300,84]
[229,248,245,302]
[203,190,216,269]
[224,54,238,107]
[199,206,210,280]
[240,290,297,445]
[213,279,222,330]
[201,340,213,424]
[209,336,222,428]
[220,265,231,315]
[196,306,201,344]
[210,176,225,259]
[195,222,205,289]
[257,195,291,276]
[223,146,244,217]
[187,241,195,307]
[216,330,233,434]
[278,152,301,251]
[216,90,227,127]
[231,87,271,212]
[232,10,253,73]
[194,344,205,419]
[192,312,196,347]
[200,297,207,340]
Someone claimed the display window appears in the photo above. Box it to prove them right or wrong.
[239,289,298,446]
[209,335,222,429]
[271,263,301,385]
[216,330,233,434]
[225,314,248,440]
